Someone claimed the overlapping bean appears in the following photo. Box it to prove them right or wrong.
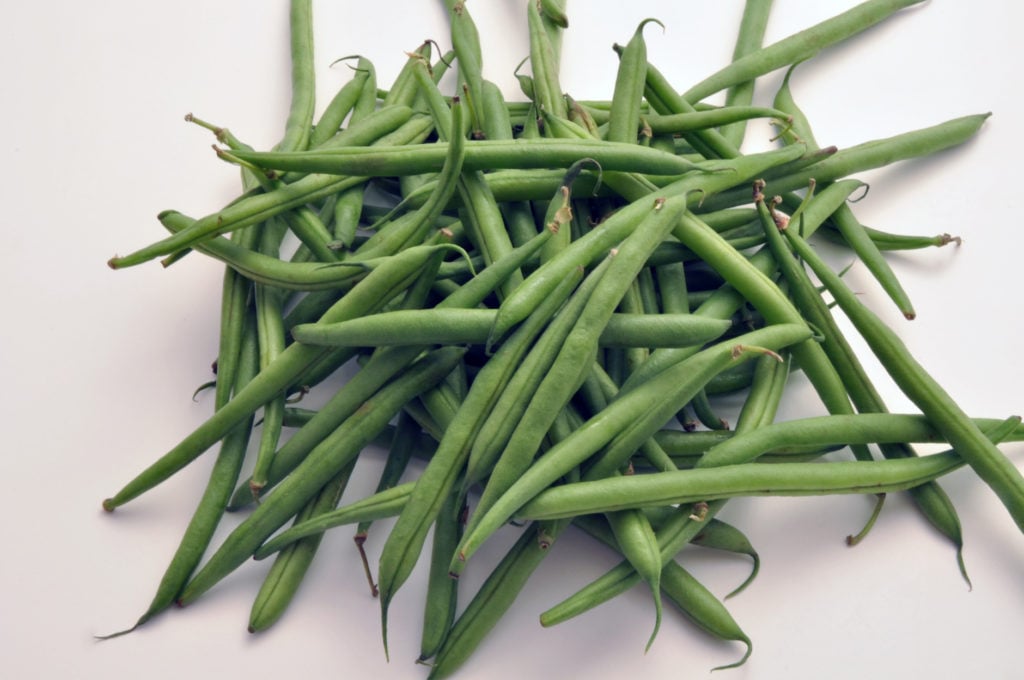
[99,1,1022,677]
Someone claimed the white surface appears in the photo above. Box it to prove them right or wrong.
[3,2,1023,679]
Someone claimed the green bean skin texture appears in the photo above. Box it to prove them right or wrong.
[228,138,700,178]
[291,309,731,349]
[517,453,965,521]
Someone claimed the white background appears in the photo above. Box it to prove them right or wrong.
[3,2,1023,679]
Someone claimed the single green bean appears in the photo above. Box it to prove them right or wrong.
[719,0,774,147]
[682,0,926,103]
[290,308,731,350]
[518,453,965,520]
[226,137,702,178]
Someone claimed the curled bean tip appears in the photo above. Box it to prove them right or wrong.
[327,53,362,69]
[636,17,666,35]
[710,638,753,672]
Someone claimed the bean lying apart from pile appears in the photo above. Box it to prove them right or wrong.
[100,0,1024,677]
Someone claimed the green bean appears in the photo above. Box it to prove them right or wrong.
[290,308,730,350]
[327,60,378,248]
[756,187,966,552]
[526,0,566,120]
[277,0,316,153]
[540,500,730,627]
[177,346,466,607]
[463,265,597,490]
[468,258,610,512]
[419,486,465,661]
[606,507,664,650]
[682,0,926,103]
[659,559,753,670]
[539,0,568,29]
[733,350,791,433]
[690,518,761,598]
[353,410,420,591]
[783,225,1024,534]
[382,40,433,109]
[773,67,917,319]
[700,114,991,212]
[719,0,774,147]
[158,211,403,291]
[671,210,870,460]
[645,106,790,135]
[97,308,259,638]
[254,482,415,560]
[820,223,962,251]
[518,453,966,520]
[308,57,372,148]
[248,457,355,633]
[360,97,468,258]
[572,513,752,668]
[226,137,702,178]
[607,19,663,144]
[425,519,572,679]
[443,0,485,136]
[249,224,289,499]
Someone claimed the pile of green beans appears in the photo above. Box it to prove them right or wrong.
[100,0,1024,677]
